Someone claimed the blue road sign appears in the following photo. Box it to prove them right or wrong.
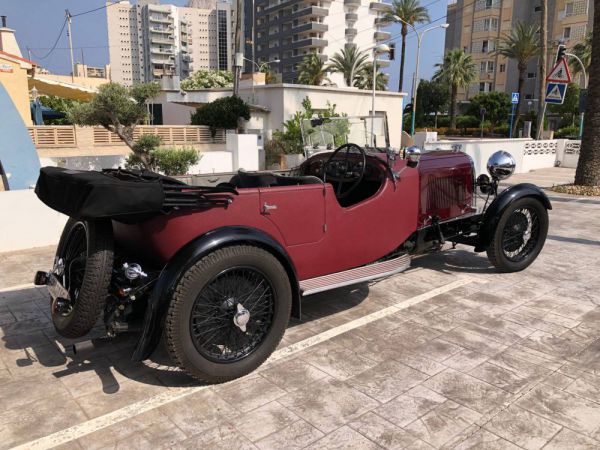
[545,83,567,105]
[511,92,519,104]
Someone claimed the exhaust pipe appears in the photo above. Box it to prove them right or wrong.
[63,338,110,358]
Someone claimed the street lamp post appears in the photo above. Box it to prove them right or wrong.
[393,17,449,135]
[371,44,390,147]
[565,52,588,139]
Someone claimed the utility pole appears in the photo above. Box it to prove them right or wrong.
[537,0,548,139]
[65,10,75,82]
[233,0,243,95]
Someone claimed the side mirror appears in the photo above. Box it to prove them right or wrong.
[405,146,421,168]
[487,150,516,180]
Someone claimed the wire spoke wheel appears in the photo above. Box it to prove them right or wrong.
[487,197,548,273]
[501,207,540,262]
[189,267,275,363]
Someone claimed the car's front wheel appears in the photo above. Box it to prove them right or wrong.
[487,197,549,272]
[165,245,291,383]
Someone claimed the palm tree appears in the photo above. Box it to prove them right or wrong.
[496,21,540,136]
[327,47,369,87]
[297,53,329,86]
[575,9,600,186]
[571,32,592,78]
[355,63,388,91]
[433,49,476,129]
[386,0,430,92]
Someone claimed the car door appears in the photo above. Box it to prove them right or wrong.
[259,184,326,246]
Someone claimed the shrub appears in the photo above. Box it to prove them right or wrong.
[555,125,579,138]
[180,70,233,90]
[124,134,199,175]
[456,115,479,129]
[191,96,251,137]
[152,147,199,176]
[436,116,450,127]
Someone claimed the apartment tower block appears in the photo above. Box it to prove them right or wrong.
[107,0,233,85]
[445,0,593,103]
[243,0,393,85]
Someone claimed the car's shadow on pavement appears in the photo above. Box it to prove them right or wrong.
[0,285,371,392]
[0,249,486,392]
[412,248,497,274]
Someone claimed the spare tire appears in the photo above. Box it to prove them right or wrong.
[51,218,114,338]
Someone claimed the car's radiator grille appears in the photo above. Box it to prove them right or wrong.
[427,176,467,212]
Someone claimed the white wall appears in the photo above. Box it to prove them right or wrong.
[0,190,67,252]
[423,138,559,176]
[164,84,406,149]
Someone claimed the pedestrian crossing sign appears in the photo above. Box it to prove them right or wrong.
[511,92,519,104]
[545,82,567,104]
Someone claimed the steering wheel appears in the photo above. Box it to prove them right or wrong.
[323,143,367,199]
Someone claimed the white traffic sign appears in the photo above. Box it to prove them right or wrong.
[545,82,567,104]
[511,92,519,104]
[546,58,572,83]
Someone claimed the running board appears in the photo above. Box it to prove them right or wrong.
[300,254,411,296]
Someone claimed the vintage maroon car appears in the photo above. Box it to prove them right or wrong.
[34,117,550,383]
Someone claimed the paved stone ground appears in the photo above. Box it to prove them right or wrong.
[1,167,600,450]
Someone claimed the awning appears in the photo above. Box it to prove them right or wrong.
[28,76,97,101]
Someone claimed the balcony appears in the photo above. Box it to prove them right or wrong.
[151,57,175,65]
[149,15,172,25]
[345,13,358,22]
[151,47,174,55]
[374,31,391,41]
[369,2,393,13]
[293,22,328,34]
[291,38,328,49]
[150,36,174,45]
[345,0,361,6]
[345,28,358,37]
[291,6,328,20]
[150,27,173,34]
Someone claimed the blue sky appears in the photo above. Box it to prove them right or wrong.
[1,0,449,96]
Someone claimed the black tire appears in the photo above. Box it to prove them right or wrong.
[52,218,114,338]
[165,245,291,383]
[487,197,548,273]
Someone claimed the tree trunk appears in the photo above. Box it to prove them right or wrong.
[398,26,407,92]
[512,69,526,136]
[575,0,600,186]
[537,0,548,139]
[450,84,458,129]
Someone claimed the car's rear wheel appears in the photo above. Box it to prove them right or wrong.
[487,197,548,272]
[165,245,291,383]
[52,218,114,338]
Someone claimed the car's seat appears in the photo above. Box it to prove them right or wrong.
[227,170,322,188]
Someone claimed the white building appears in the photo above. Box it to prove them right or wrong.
[150,82,406,148]
[243,0,393,85]
[107,0,233,85]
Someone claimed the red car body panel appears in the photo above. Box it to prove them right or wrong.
[113,152,474,281]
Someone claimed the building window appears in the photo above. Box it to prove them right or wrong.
[499,64,506,73]
[563,27,571,39]
[479,82,492,92]
[527,72,537,79]
[217,10,228,70]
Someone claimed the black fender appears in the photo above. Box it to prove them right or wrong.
[131,226,300,361]
[475,183,552,252]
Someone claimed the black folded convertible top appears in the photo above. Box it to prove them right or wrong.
[35,167,236,223]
